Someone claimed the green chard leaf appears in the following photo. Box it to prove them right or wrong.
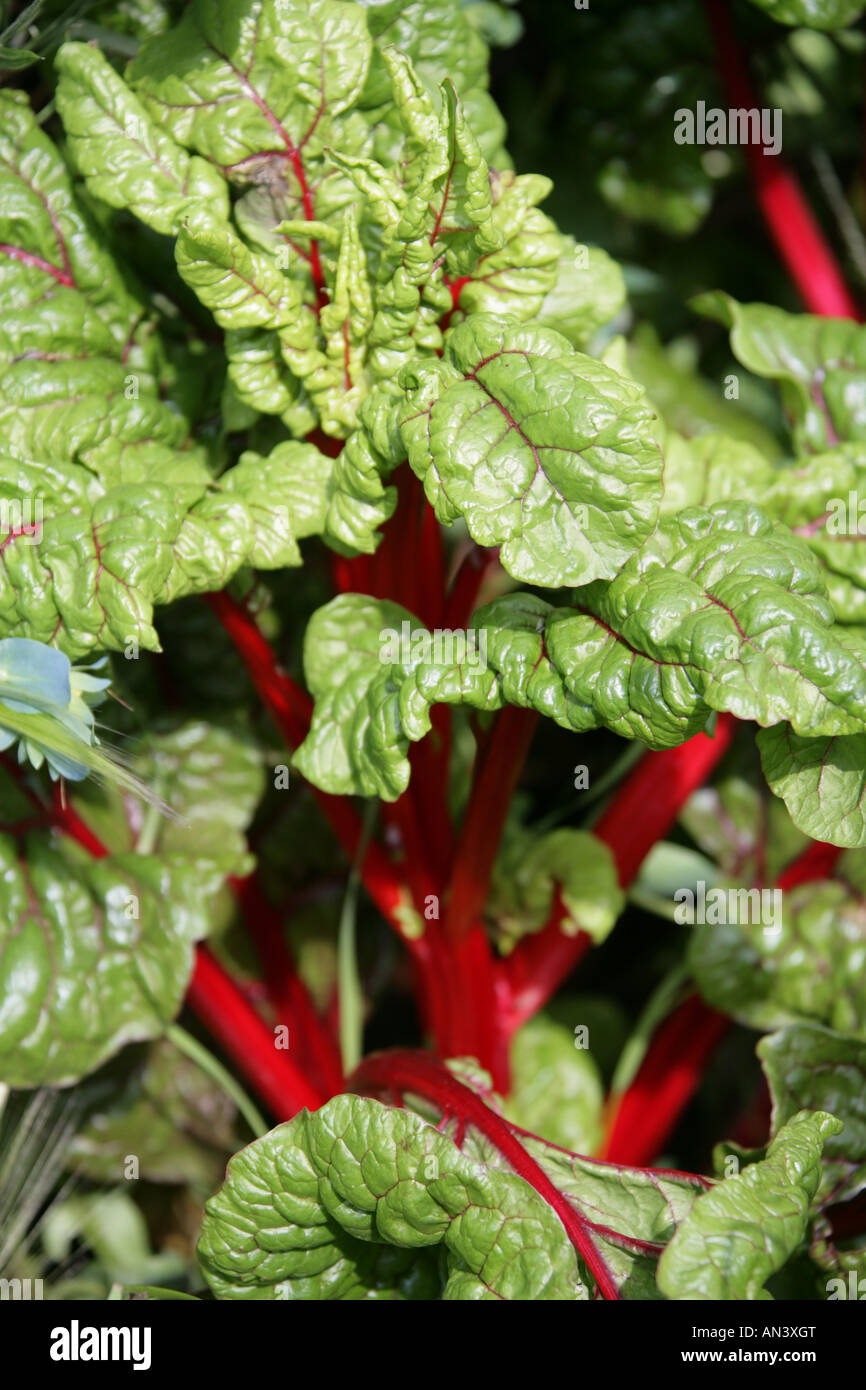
[657,1111,842,1300]
[297,503,866,797]
[175,206,299,329]
[0,719,263,1087]
[0,832,209,1087]
[694,292,866,454]
[55,42,229,236]
[489,827,624,951]
[399,314,665,587]
[127,0,372,179]
[745,0,865,29]
[689,849,866,1036]
[758,1025,866,1206]
[451,171,562,326]
[758,720,866,847]
[510,1136,706,1300]
[199,1067,709,1301]
[197,1092,585,1300]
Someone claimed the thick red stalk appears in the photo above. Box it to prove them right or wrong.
[603,836,844,1165]
[445,707,539,944]
[407,729,455,883]
[230,873,344,1096]
[188,948,323,1118]
[450,924,513,1091]
[704,0,861,320]
[351,1049,621,1299]
[602,996,729,1166]
[205,589,462,1062]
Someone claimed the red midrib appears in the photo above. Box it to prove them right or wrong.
[351,1050,621,1300]
[0,243,74,287]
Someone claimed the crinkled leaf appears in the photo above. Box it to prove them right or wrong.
[0,98,331,656]
[516,1138,705,1300]
[657,1111,842,1300]
[128,0,372,176]
[758,1025,866,1205]
[175,207,298,329]
[294,593,500,798]
[400,313,664,587]
[689,851,866,1036]
[56,42,229,236]
[452,171,561,325]
[476,504,866,747]
[197,1093,584,1300]
[0,441,331,657]
[694,292,866,454]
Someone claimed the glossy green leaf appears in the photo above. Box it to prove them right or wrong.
[0,834,209,1087]
[758,722,866,847]
[399,313,665,586]
[689,851,866,1036]
[657,1111,842,1300]
[758,1025,866,1205]
[56,42,229,236]
[197,1093,585,1299]
[694,292,866,454]
[745,0,865,28]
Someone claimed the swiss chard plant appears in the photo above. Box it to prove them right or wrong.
[1,0,866,1303]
